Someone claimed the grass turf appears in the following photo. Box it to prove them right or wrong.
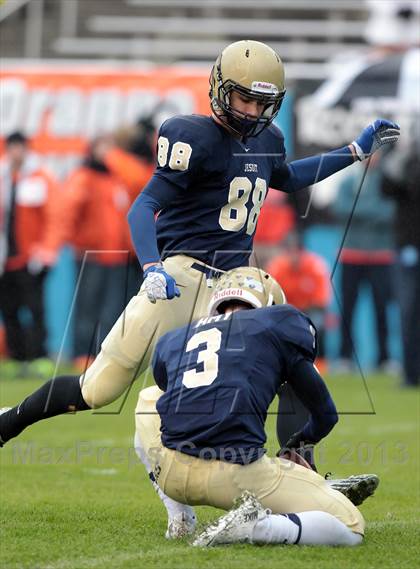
[0,373,418,569]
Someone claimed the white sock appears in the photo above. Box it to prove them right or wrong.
[253,511,362,546]
[133,433,195,521]
[252,513,300,544]
[298,511,362,546]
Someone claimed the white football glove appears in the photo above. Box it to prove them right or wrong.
[143,263,180,304]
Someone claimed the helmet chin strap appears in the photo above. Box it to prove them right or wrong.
[217,109,260,140]
[227,114,257,140]
[211,108,244,139]
[211,87,264,139]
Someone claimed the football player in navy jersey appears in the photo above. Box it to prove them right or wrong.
[134,267,366,547]
[0,40,398,472]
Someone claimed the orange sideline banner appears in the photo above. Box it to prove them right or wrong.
[0,63,209,177]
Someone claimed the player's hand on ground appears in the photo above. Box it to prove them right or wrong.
[143,263,180,303]
[279,430,318,471]
[351,119,400,161]
[279,448,313,470]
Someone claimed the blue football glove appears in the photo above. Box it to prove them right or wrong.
[352,119,400,161]
[143,263,180,303]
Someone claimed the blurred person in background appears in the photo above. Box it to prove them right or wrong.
[331,153,397,374]
[381,133,420,388]
[365,0,420,51]
[253,189,295,268]
[62,135,153,371]
[0,131,62,378]
[114,115,157,167]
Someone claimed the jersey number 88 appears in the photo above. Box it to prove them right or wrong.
[158,136,192,171]
[158,136,267,236]
[219,177,267,235]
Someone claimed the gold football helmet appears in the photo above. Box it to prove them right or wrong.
[209,40,286,138]
[208,266,287,315]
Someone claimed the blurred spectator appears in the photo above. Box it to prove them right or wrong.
[381,138,420,387]
[0,131,62,377]
[253,189,295,268]
[266,231,331,374]
[114,115,156,166]
[62,136,153,370]
[331,154,396,373]
[365,1,420,49]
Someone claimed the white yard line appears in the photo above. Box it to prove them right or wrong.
[41,551,154,569]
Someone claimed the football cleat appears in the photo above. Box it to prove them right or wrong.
[0,407,12,447]
[192,491,269,547]
[326,474,379,506]
[165,512,197,540]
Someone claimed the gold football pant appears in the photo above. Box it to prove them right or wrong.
[80,255,214,408]
[135,386,365,536]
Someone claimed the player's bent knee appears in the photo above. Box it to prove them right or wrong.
[137,386,164,409]
[80,352,138,408]
[345,499,365,537]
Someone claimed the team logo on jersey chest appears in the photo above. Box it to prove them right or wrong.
[244,163,258,173]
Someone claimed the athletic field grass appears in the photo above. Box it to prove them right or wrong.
[0,373,418,569]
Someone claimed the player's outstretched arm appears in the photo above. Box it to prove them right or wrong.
[127,177,182,302]
[270,118,400,193]
[127,186,163,267]
[128,113,209,303]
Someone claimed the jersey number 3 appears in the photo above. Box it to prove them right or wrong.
[182,328,222,388]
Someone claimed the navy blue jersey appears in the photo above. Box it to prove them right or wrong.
[153,115,289,270]
[153,304,317,464]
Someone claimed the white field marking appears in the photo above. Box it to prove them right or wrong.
[77,437,134,446]
[365,422,417,436]
[369,520,418,529]
[334,422,416,436]
[82,468,118,476]
[40,548,181,569]
[84,439,116,446]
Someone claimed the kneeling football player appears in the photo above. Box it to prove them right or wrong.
[134,267,368,546]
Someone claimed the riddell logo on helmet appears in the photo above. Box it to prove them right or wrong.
[251,81,278,94]
[213,288,243,301]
